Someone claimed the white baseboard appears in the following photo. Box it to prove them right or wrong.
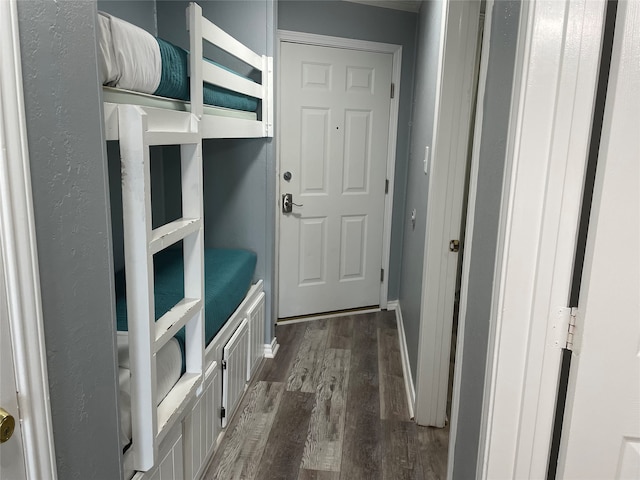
[387,300,416,420]
[264,337,279,359]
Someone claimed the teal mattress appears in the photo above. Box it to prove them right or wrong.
[115,248,257,360]
[155,39,259,112]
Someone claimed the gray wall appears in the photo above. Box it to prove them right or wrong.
[397,0,443,383]
[278,0,418,301]
[451,2,521,478]
[156,0,277,341]
[17,1,123,478]
[97,0,157,34]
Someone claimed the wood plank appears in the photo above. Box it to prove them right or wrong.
[416,425,449,480]
[375,309,397,330]
[378,327,410,420]
[340,315,382,480]
[381,419,423,480]
[287,322,329,393]
[298,469,340,480]
[301,348,351,472]
[260,321,306,382]
[204,381,284,480]
[255,390,316,480]
[327,316,354,349]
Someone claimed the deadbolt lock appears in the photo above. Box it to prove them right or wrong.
[0,408,15,443]
[449,240,460,253]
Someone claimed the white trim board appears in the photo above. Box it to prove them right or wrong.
[478,1,606,478]
[387,301,415,420]
[263,338,280,359]
[274,29,402,319]
[0,1,57,478]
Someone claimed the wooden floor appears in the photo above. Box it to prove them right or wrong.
[203,311,449,480]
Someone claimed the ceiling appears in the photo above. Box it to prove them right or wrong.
[341,0,422,13]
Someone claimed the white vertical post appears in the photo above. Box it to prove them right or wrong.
[189,3,203,120]
[181,142,204,376]
[119,105,158,471]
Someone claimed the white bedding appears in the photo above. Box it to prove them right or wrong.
[117,335,182,448]
[98,12,161,94]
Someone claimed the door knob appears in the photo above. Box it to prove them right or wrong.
[282,193,303,213]
[449,240,460,253]
[0,407,15,443]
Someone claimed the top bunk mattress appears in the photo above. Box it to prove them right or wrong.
[115,248,257,356]
[98,11,259,113]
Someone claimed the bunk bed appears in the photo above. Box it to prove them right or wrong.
[99,4,272,479]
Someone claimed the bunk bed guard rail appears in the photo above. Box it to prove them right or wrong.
[188,2,273,137]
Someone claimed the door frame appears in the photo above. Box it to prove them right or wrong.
[0,1,57,478]
[274,30,402,320]
[457,0,607,478]
[414,0,482,428]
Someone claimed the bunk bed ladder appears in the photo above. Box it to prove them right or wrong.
[119,104,204,472]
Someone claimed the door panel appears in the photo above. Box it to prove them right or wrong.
[558,1,640,477]
[279,42,392,318]
[0,252,28,480]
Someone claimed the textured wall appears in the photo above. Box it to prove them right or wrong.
[278,0,418,301]
[397,0,444,383]
[17,1,123,478]
[451,2,521,478]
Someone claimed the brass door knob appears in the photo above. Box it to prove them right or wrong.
[0,407,15,443]
[449,239,460,252]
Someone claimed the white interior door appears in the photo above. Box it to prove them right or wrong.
[0,252,28,480]
[278,42,393,319]
[558,1,640,477]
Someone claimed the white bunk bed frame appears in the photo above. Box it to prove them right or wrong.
[104,3,273,478]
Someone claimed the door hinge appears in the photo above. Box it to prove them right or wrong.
[380,268,385,282]
[554,307,578,351]
[566,307,578,351]
[385,179,389,194]
[390,83,395,99]
[221,360,227,370]
[221,407,226,419]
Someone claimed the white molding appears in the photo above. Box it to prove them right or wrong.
[276,307,381,325]
[263,338,279,359]
[446,1,493,477]
[342,0,421,14]
[275,29,402,314]
[415,0,481,428]
[0,1,57,478]
[479,1,606,478]
[388,301,415,420]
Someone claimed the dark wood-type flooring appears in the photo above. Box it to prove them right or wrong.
[203,311,449,480]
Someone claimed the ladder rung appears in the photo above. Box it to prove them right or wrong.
[149,218,201,254]
[145,131,200,146]
[155,298,203,352]
[157,372,201,441]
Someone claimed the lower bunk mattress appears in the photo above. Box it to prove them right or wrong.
[115,247,256,447]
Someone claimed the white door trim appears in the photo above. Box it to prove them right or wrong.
[414,0,482,428]
[446,0,494,473]
[477,1,606,478]
[275,30,402,319]
[0,1,57,478]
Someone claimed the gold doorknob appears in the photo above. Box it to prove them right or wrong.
[0,407,15,443]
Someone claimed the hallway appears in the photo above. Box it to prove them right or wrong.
[204,311,448,479]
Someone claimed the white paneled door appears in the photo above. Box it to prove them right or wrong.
[279,42,392,319]
[558,1,640,478]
